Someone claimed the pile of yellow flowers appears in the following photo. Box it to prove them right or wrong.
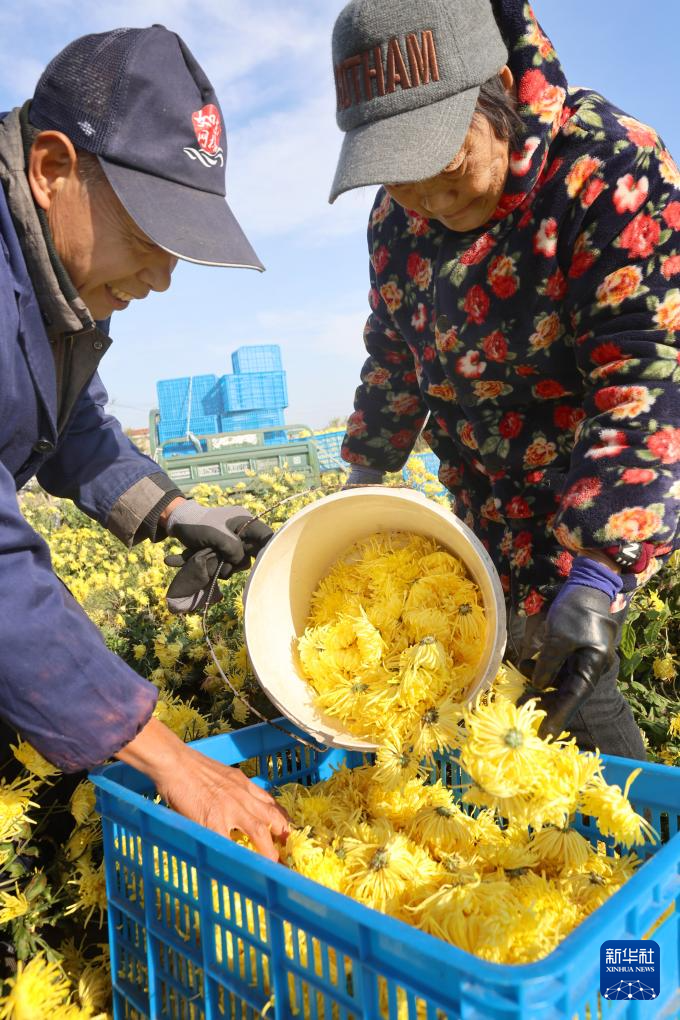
[286,532,656,964]
[277,744,647,965]
[299,534,486,752]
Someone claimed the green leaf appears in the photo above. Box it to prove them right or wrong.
[620,621,637,660]
[639,719,670,745]
[620,649,644,678]
[643,619,664,646]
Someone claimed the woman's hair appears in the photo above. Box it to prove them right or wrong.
[475,74,525,150]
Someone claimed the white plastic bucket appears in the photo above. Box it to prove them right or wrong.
[243,487,507,751]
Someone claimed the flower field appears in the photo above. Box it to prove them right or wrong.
[1,464,678,1016]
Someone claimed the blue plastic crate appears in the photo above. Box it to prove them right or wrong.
[311,430,347,472]
[191,374,219,414]
[157,419,186,443]
[92,721,680,1020]
[220,409,285,433]
[219,371,288,413]
[157,375,218,421]
[187,414,220,436]
[158,415,220,443]
[232,344,282,374]
[402,451,448,497]
[157,377,190,422]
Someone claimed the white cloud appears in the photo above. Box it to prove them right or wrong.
[228,92,376,241]
[0,0,332,100]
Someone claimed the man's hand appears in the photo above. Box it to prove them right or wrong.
[116,717,289,861]
[521,558,622,738]
[162,501,273,613]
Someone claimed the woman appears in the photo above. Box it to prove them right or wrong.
[329,0,680,756]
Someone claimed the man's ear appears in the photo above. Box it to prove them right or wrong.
[28,131,79,211]
[499,64,515,96]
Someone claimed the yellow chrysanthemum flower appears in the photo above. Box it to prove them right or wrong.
[653,655,676,682]
[69,781,96,826]
[373,734,427,790]
[154,695,209,741]
[579,770,658,848]
[0,952,72,1019]
[77,964,110,1013]
[297,532,486,750]
[65,859,108,927]
[0,776,40,843]
[343,825,419,912]
[669,713,680,739]
[531,825,592,871]
[0,888,30,924]
[11,740,61,780]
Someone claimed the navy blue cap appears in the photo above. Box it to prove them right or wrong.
[30,25,263,270]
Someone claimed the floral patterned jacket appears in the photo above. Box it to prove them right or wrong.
[341,0,680,615]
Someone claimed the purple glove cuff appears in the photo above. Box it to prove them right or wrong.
[557,556,623,604]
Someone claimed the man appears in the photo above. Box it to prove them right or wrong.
[330,0,680,756]
[0,26,288,859]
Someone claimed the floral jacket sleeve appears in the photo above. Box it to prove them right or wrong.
[342,196,430,472]
[551,102,680,589]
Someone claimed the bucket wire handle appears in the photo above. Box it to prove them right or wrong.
[201,488,329,752]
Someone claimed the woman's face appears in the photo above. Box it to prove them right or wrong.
[385,110,512,233]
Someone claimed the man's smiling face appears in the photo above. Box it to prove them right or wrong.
[29,133,177,319]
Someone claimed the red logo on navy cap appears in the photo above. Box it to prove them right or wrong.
[184,104,224,167]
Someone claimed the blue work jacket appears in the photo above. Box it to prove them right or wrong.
[0,181,159,772]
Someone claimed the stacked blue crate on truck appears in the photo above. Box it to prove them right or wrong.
[231,344,282,374]
[217,345,288,444]
[216,370,287,413]
[157,346,288,452]
[156,374,220,445]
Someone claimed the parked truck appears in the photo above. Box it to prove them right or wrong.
[148,409,325,494]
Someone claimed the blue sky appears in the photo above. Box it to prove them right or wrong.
[1,0,679,431]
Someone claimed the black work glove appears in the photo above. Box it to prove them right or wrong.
[164,502,273,614]
[165,548,230,614]
[519,558,621,738]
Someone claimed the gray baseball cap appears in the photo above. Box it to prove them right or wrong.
[330,0,508,202]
